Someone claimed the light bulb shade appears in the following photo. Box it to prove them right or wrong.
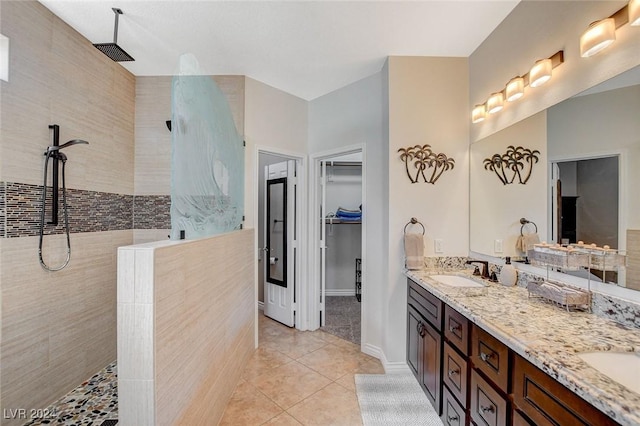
[580,18,616,57]
[505,77,524,101]
[630,0,640,26]
[487,92,504,114]
[472,104,486,123]
[529,58,553,88]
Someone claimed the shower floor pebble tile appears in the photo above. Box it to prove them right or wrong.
[22,362,118,426]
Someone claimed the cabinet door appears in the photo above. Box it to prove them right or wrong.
[407,304,422,378]
[420,317,442,414]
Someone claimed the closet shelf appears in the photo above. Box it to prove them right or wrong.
[324,218,361,224]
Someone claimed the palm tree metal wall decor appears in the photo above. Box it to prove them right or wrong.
[397,144,455,184]
[483,145,540,185]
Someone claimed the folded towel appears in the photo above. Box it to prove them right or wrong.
[404,233,424,270]
[516,233,540,254]
[336,207,362,218]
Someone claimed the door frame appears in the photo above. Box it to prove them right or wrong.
[309,143,366,340]
[254,146,307,340]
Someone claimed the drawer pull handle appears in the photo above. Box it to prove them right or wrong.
[417,322,426,338]
[449,324,461,333]
[447,369,460,377]
[480,405,495,414]
[480,351,494,362]
[447,414,459,423]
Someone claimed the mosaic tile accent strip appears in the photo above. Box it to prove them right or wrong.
[22,361,117,426]
[1,182,173,237]
[133,195,171,229]
[3,182,133,238]
[0,182,6,238]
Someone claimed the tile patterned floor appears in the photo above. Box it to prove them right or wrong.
[321,296,361,345]
[22,363,118,426]
[219,312,384,425]
[20,311,381,426]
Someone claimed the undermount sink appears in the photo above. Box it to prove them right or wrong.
[577,351,640,394]
[429,274,486,288]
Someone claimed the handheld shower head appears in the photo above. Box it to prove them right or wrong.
[45,139,89,155]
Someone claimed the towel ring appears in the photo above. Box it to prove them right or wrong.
[520,218,538,235]
[404,217,425,235]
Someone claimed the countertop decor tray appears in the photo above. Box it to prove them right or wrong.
[527,280,591,312]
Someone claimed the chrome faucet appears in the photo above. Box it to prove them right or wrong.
[466,260,490,279]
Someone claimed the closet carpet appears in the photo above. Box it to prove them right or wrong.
[322,296,361,345]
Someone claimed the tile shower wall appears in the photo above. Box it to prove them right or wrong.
[0,3,135,426]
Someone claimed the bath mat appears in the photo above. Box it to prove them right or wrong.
[100,420,118,426]
[355,373,443,425]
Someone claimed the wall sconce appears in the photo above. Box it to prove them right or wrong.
[529,58,553,87]
[580,18,616,57]
[505,76,524,102]
[631,0,640,25]
[471,104,486,123]
[471,51,564,124]
[580,1,637,58]
[487,92,504,114]
[0,34,8,82]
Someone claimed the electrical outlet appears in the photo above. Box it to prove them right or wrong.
[434,239,444,253]
[494,239,503,253]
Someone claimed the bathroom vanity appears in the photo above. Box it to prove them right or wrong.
[406,271,640,426]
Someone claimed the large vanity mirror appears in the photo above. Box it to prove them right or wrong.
[470,65,640,291]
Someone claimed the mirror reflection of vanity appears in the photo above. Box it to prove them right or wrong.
[470,65,640,293]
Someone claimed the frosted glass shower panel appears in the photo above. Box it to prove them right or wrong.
[170,72,244,239]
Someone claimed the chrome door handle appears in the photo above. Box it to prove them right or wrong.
[480,405,495,414]
[447,369,460,378]
[449,324,461,333]
[480,351,494,362]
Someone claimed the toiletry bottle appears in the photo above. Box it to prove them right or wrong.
[498,256,517,287]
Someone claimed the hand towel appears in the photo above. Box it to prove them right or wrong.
[404,233,424,270]
[516,233,540,254]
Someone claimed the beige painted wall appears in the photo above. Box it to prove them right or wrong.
[470,1,640,143]
[134,76,245,196]
[0,2,135,423]
[117,229,254,425]
[386,56,469,362]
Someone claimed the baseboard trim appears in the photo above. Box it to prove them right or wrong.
[361,343,382,360]
[258,301,264,311]
[325,289,356,296]
[379,350,412,374]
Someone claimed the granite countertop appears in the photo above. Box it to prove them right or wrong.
[406,268,640,426]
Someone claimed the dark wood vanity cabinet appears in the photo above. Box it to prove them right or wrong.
[512,355,619,426]
[407,279,620,426]
[407,279,443,413]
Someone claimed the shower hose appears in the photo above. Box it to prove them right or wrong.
[38,151,72,271]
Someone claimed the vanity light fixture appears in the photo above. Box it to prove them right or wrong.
[505,76,524,101]
[471,50,564,124]
[487,92,504,114]
[580,18,616,57]
[472,104,486,123]
[529,58,553,88]
[580,2,636,57]
[630,0,640,26]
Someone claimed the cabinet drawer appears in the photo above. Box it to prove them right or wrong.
[513,355,619,426]
[512,409,533,426]
[442,385,467,426]
[408,278,443,331]
[470,369,508,426]
[443,342,468,406]
[471,325,509,392]
[444,305,469,355]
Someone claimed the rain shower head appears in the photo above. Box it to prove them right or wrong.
[93,8,134,62]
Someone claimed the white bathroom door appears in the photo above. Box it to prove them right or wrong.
[264,160,296,327]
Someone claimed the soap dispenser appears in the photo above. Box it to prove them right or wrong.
[498,256,517,287]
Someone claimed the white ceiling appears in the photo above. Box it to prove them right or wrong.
[39,0,519,100]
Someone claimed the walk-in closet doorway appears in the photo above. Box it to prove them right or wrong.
[311,145,365,345]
